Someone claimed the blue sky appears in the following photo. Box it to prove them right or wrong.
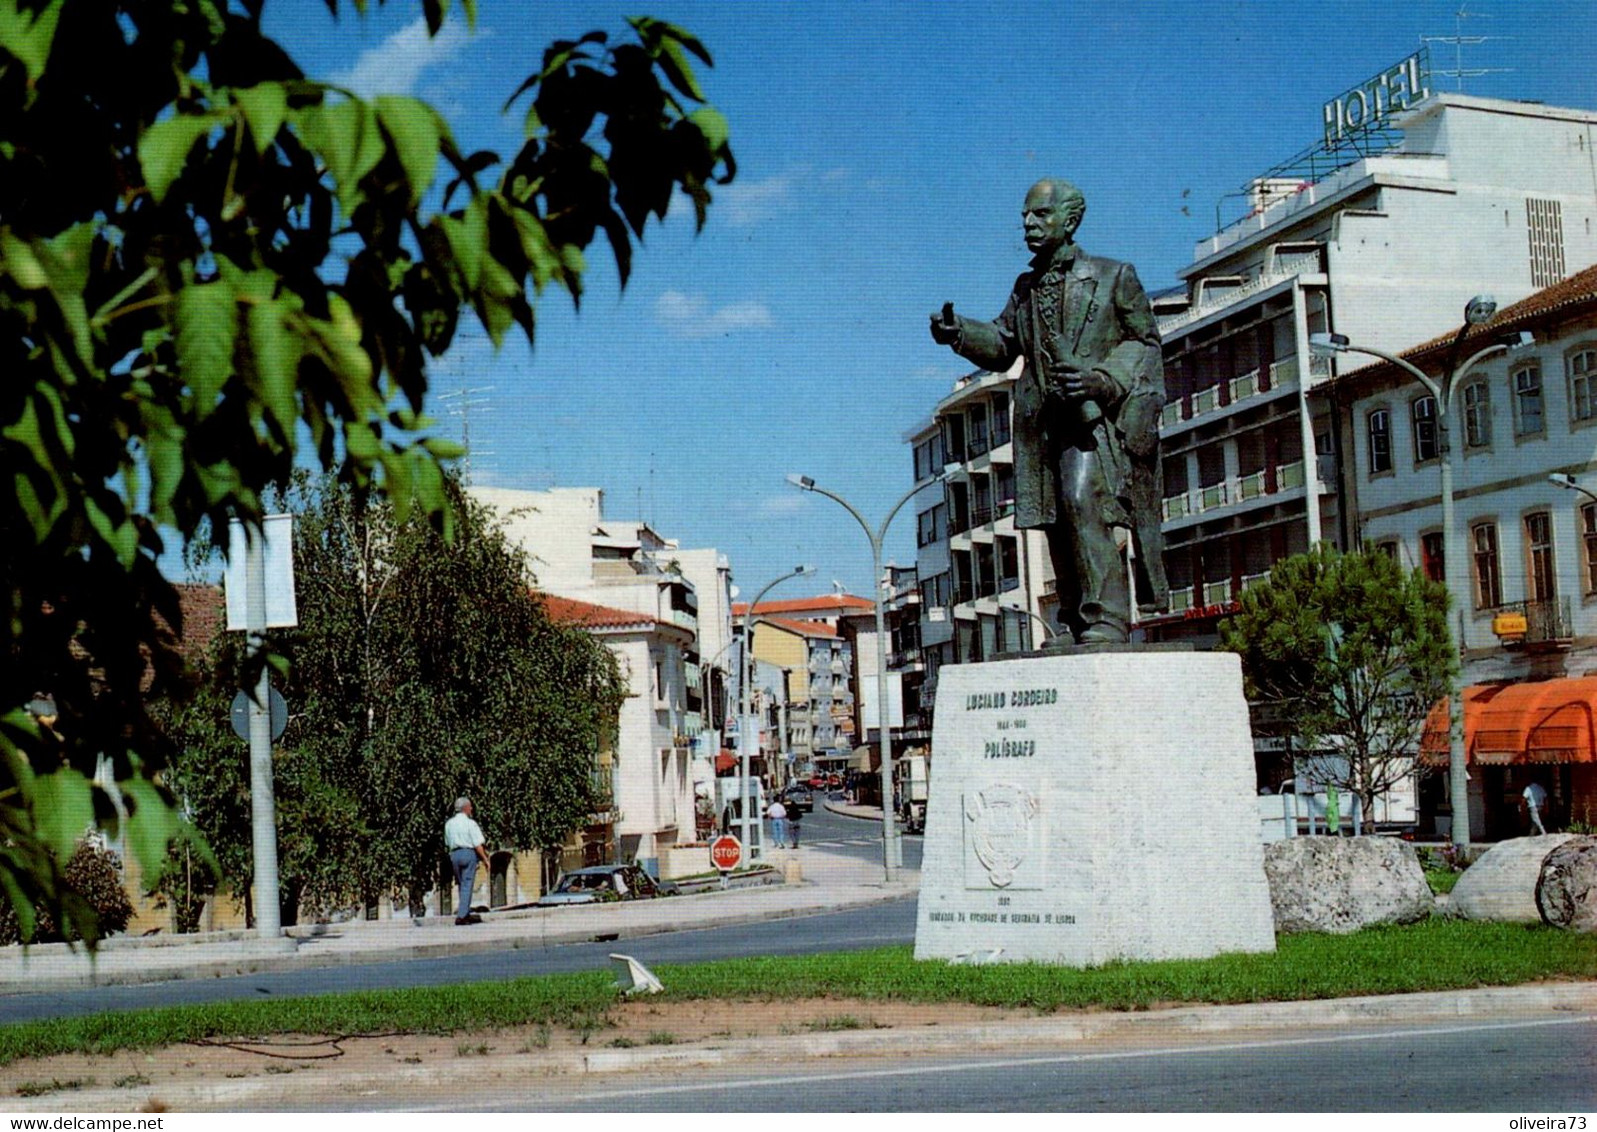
[262,0,1595,600]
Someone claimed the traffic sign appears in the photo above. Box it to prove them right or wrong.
[230,687,288,742]
[709,834,742,872]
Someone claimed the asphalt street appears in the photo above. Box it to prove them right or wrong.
[0,804,919,1025]
[430,1013,1597,1112]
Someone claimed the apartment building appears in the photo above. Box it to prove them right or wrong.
[1142,81,1597,646]
[473,486,720,876]
[1333,265,1597,839]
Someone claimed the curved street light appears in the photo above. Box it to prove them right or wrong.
[1310,297,1534,850]
[786,471,947,882]
[739,565,815,860]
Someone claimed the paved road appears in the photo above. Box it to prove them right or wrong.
[425,1013,1597,1112]
[798,799,923,872]
[0,899,917,1025]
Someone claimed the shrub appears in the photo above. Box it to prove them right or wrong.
[0,841,135,945]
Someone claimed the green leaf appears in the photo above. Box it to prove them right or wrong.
[0,0,63,84]
[298,99,384,212]
[438,214,482,292]
[421,436,466,460]
[84,495,137,568]
[376,96,443,208]
[512,209,559,290]
[235,83,288,157]
[0,229,46,289]
[174,281,238,419]
[658,39,706,103]
[120,777,180,880]
[247,299,301,437]
[144,418,186,522]
[686,107,729,153]
[29,768,93,863]
[138,113,217,205]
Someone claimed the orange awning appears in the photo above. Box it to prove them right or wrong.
[1421,678,1597,766]
[714,749,736,774]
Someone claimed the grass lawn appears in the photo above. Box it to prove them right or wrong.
[1425,868,1462,894]
[1,918,1593,1066]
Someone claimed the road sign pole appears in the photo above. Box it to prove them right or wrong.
[245,530,282,939]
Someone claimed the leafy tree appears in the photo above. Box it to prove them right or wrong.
[163,475,625,922]
[1219,544,1455,833]
[0,1,731,939]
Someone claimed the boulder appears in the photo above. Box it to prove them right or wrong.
[1449,834,1576,923]
[1263,836,1434,934]
[1535,835,1597,932]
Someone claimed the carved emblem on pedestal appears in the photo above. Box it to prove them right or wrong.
[964,784,1040,889]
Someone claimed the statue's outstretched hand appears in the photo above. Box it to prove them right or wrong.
[929,302,961,346]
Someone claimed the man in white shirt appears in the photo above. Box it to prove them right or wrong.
[765,798,788,851]
[444,797,491,925]
[1523,780,1549,835]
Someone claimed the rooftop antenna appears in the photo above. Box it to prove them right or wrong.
[1423,5,1514,92]
[436,384,495,486]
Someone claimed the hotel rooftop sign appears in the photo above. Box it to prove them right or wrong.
[1322,49,1433,147]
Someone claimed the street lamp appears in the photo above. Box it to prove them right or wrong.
[786,471,946,882]
[1309,297,1534,850]
[739,565,815,861]
[1549,473,1597,507]
[1002,601,1056,649]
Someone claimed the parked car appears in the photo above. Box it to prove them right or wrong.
[536,864,678,906]
[781,783,815,813]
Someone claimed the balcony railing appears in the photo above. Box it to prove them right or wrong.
[970,504,993,527]
[1202,579,1233,606]
[1497,598,1574,649]
[1168,586,1195,613]
[1161,460,1311,524]
[1161,355,1301,432]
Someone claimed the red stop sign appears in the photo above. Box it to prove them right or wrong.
[709,834,742,872]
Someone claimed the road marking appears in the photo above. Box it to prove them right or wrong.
[484,1013,1597,1106]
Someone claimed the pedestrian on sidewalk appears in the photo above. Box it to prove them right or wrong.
[765,797,788,851]
[445,796,491,925]
[788,802,803,849]
[1523,780,1549,835]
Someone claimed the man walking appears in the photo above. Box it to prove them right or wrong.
[1523,780,1549,835]
[445,796,491,925]
[765,796,788,852]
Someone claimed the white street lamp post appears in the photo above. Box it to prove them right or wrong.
[740,566,814,861]
[1310,299,1532,851]
[787,473,943,883]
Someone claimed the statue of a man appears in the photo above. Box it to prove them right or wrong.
[929,179,1168,644]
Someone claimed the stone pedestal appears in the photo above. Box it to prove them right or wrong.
[914,650,1275,965]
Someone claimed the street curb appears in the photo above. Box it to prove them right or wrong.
[32,980,1597,1112]
[0,887,918,996]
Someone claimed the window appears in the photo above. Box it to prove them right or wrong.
[1569,348,1597,424]
[1374,539,1399,559]
[1412,396,1438,463]
[1462,380,1492,448]
[1472,523,1502,609]
[1525,511,1556,602]
[1514,363,1544,437]
[1367,409,1392,474]
[991,392,1012,446]
[1420,532,1444,583]
[1583,504,1597,595]
[1527,198,1567,288]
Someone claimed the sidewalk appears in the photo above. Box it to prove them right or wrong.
[0,845,919,996]
[824,797,889,822]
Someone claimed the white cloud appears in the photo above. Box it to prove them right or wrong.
[330,16,473,99]
[654,291,773,339]
[755,494,807,519]
[719,173,798,227]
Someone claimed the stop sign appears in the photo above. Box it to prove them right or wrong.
[709,834,742,872]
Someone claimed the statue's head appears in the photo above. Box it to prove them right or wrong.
[1022,179,1086,256]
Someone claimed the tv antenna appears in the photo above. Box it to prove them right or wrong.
[435,384,495,487]
[1423,5,1514,92]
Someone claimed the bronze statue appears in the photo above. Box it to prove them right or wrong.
[930,179,1168,645]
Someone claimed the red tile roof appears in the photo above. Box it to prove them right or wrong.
[732,594,874,617]
[756,616,838,638]
[1331,263,1597,386]
[539,594,658,631]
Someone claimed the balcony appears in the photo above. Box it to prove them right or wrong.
[1161,356,1300,434]
[970,504,994,528]
[1497,598,1574,651]
[1202,579,1233,606]
[1161,460,1310,527]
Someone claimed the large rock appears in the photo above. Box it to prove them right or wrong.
[1450,834,1576,923]
[1535,835,1597,932]
[1263,836,1434,934]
